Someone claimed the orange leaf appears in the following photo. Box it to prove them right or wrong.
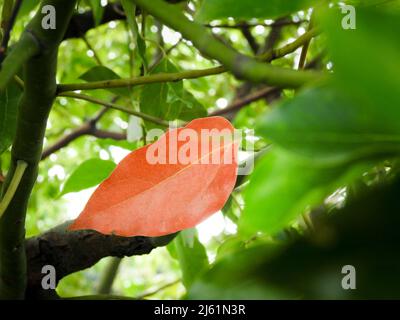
[69,117,239,237]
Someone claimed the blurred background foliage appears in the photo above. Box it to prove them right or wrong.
[1,0,400,299]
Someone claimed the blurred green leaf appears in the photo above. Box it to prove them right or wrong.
[257,86,400,164]
[240,149,370,236]
[196,0,317,22]
[191,177,400,299]
[167,229,209,289]
[121,0,148,72]
[86,0,105,26]
[0,82,22,155]
[60,159,116,196]
[321,7,400,112]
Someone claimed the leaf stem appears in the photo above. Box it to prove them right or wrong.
[0,160,27,219]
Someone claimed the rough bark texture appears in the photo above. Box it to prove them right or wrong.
[25,221,176,299]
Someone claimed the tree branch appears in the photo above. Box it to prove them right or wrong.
[132,0,323,88]
[0,0,23,63]
[57,66,225,93]
[42,108,126,160]
[58,27,319,94]
[0,0,77,299]
[210,87,280,117]
[25,221,177,299]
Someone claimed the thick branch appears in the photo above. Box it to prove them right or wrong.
[132,0,323,88]
[0,0,77,300]
[25,221,176,299]
[63,0,188,40]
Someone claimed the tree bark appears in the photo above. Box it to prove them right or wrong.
[25,221,176,299]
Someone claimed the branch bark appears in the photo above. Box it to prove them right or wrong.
[132,0,322,88]
[0,0,77,299]
[25,221,176,299]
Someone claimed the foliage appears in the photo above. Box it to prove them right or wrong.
[0,0,399,299]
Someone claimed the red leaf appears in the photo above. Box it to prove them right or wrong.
[69,117,239,237]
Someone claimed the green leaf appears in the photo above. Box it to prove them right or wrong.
[121,0,148,73]
[189,243,287,299]
[0,82,22,155]
[87,0,105,26]
[320,7,400,113]
[139,59,182,128]
[167,229,209,289]
[196,0,317,22]
[60,159,116,196]
[193,178,400,299]
[140,59,207,128]
[171,90,207,121]
[240,149,369,236]
[79,66,131,97]
[257,86,400,165]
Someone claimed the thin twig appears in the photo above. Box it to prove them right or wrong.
[210,87,280,116]
[59,91,169,126]
[41,107,126,160]
[134,279,181,300]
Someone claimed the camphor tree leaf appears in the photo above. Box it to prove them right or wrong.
[60,159,116,196]
[140,59,182,129]
[170,89,207,122]
[240,148,369,236]
[256,86,400,165]
[69,117,239,237]
[80,66,131,98]
[196,0,317,22]
[86,0,105,26]
[167,229,209,289]
[320,6,400,113]
[0,81,23,155]
[241,7,400,236]
[121,0,148,72]
[193,178,400,299]
[140,59,206,128]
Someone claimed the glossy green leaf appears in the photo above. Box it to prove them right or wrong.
[0,82,22,155]
[257,86,400,164]
[60,159,116,196]
[196,0,317,22]
[240,149,369,236]
[167,229,209,289]
[140,59,205,127]
[80,66,131,97]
